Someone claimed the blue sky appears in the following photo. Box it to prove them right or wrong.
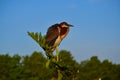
[0,0,120,63]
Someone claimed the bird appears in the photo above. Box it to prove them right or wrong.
[44,21,73,53]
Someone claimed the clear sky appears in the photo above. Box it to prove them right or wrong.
[0,0,120,63]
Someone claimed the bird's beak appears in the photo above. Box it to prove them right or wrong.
[68,24,74,27]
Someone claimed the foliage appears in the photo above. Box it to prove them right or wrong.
[27,32,68,80]
[1,32,119,80]
[78,56,120,80]
[27,32,53,58]
[0,52,120,80]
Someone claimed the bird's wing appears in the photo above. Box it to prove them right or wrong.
[45,24,60,46]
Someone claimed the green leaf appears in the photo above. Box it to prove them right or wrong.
[35,32,38,42]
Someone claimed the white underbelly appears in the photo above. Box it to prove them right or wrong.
[53,36,61,47]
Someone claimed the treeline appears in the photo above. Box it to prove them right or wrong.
[0,50,120,80]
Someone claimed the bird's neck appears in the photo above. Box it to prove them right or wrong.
[59,27,69,40]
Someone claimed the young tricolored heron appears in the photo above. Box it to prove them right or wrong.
[44,22,73,61]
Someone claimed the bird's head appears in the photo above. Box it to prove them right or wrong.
[60,22,73,28]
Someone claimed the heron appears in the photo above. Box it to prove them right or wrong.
[44,22,73,61]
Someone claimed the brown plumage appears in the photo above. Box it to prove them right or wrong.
[45,22,73,52]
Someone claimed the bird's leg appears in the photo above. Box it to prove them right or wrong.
[56,45,59,63]
[55,46,63,80]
